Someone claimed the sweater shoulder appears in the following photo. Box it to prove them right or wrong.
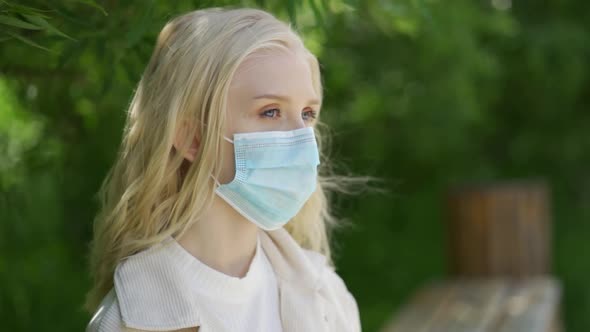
[86,288,122,332]
[113,242,201,330]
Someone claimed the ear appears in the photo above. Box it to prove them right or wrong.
[173,120,200,162]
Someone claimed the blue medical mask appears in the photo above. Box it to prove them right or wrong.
[211,127,320,231]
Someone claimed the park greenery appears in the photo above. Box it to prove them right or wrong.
[1,0,589,331]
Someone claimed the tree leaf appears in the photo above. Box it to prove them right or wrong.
[320,0,330,13]
[0,2,52,17]
[286,0,297,28]
[73,0,108,16]
[56,39,87,69]
[4,30,54,53]
[308,0,325,28]
[0,14,42,30]
[23,14,76,41]
[125,0,154,48]
[52,7,94,28]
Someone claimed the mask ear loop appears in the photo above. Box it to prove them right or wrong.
[210,135,234,188]
[209,173,221,188]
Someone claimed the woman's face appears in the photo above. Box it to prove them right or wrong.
[217,48,321,184]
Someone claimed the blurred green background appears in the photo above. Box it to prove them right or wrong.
[1,0,589,331]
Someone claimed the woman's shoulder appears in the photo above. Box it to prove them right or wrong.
[86,288,119,332]
[87,243,204,332]
[103,241,202,331]
[114,240,180,286]
[86,288,200,332]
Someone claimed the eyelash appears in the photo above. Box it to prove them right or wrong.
[261,108,317,121]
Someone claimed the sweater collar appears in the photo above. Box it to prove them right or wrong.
[165,231,267,302]
[114,227,329,330]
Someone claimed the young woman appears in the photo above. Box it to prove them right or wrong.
[84,7,361,332]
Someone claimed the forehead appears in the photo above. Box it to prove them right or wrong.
[229,48,315,95]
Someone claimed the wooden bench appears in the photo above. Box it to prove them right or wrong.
[381,277,562,332]
[382,181,563,331]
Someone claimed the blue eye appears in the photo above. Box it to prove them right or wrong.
[302,110,317,121]
[260,108,317,121]
[261,109,280,118]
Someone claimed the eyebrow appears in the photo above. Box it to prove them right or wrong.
[253,93,321,106]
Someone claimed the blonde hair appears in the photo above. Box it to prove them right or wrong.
[84,7,354,313]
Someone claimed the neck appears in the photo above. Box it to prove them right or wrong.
[175,195,260,278]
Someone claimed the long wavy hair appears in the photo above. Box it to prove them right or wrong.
[84,7,358,313]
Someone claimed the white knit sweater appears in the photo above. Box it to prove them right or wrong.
[87,227,361,332]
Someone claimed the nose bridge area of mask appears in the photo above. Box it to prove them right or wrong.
[231,127,315,142]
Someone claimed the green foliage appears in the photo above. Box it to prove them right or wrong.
[1,0,589,331]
